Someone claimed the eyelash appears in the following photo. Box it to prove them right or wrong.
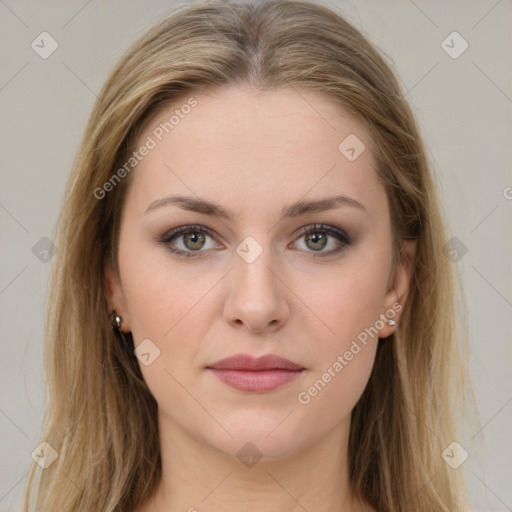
[157,223,352,259]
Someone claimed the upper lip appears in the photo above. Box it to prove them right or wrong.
[207,353,304,371]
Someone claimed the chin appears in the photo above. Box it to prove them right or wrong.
[200,412,314,463]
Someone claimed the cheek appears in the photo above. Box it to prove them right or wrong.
[290,260,387,409]
[295,277,381,423]
[295,260,388,347]
[118,238,226,380]
[119,236,196,338]
[118,248,212,410]
[294,344,377,444]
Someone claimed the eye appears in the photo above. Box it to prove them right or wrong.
[157,224,219,258]
[292,224,351,257]
[157,223,352,259]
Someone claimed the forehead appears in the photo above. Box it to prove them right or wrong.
[124,85,387,221]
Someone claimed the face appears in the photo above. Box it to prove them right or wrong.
[105,85,415,461]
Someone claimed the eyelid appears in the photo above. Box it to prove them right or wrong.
[294,224,351,244]
[159,223,216,241]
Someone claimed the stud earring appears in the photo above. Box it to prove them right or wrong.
[387,319,396,326]
[110,309,122,331]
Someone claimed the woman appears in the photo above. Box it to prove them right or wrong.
[23,1,471,510]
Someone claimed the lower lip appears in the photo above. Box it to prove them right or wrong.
[207,368,304,392]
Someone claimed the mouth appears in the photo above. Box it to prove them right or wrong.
[206,353,305,393]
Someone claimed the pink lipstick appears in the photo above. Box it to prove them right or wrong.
[206,353,305,392]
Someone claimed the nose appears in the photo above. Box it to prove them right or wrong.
[223,245,290,334]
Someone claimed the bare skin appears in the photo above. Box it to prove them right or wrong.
[105,85,416,512]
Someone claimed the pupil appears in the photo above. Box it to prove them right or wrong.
[308,232,326,250]
[185,232,204,250]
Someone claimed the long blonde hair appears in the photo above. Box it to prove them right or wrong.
[24,1,472,510]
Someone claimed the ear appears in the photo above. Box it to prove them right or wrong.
[104,261,131,333]
[379,239,417,338]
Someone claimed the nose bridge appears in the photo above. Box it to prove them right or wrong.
[233,233,280,298]
[224,233,289,331]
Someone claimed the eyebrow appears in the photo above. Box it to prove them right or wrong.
[145,194,367,221]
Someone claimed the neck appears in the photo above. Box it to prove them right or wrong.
[141,411,367,512]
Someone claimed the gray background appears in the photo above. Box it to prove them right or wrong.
[1,0,511,510]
